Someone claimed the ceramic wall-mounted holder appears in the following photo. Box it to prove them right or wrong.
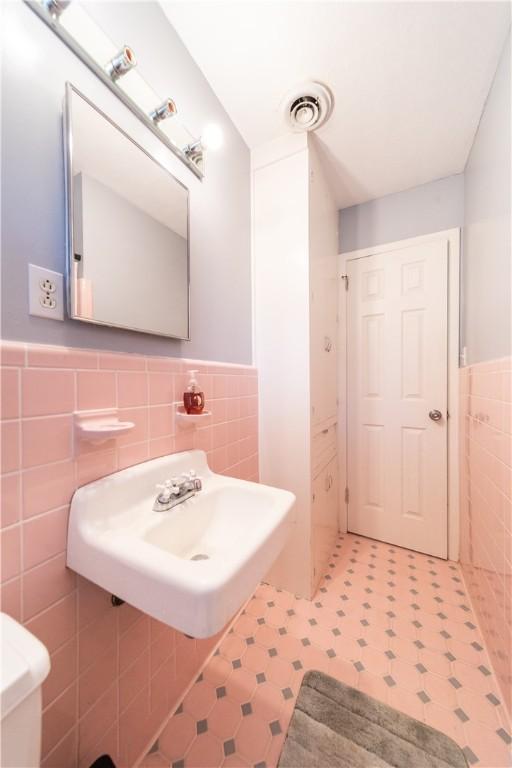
[174,403,212,430]
[74,409,135,444]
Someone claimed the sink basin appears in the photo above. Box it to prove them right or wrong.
[67,450,294,637]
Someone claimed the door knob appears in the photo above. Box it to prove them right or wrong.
[429,409,443,421]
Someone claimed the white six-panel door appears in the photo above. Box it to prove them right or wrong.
[347,240,448,558]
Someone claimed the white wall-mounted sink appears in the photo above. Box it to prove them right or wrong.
[67,450,294,638]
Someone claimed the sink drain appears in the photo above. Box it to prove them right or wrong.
[190,553,209,561]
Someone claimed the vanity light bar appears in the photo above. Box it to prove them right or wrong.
[105,45,137,81]
[24,0,203,179]
[150,98,178,124]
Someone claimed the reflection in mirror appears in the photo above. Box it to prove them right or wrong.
[65,84,190,339]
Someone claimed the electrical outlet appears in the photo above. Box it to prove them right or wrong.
[28,264,64,321]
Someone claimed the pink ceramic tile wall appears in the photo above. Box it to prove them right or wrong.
[459,357,511,716]
[0,341,259,768]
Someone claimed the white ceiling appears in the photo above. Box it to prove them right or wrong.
[161,1,510,208]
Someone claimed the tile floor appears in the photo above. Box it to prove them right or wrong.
[143,533,511,768]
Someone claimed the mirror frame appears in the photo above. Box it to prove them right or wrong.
[63,82,191,341]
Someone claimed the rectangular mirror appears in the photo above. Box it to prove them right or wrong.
[64,84,190,339]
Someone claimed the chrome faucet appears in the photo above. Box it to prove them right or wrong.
[152,471,202,512]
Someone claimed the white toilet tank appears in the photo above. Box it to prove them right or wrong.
[0,613,51,768]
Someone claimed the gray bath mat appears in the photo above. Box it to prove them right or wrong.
[278,670,468,768]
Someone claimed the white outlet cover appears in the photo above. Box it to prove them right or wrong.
[28,264,64,321]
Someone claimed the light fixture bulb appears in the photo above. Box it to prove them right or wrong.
[41,0,71,19]
[105,46,137,81]
[150,98,178,124]
[202,123,223,151]
[184,140,204,170]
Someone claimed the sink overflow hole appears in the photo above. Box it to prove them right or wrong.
[190,553,209,561]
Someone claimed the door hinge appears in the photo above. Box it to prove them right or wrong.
[345,487,349,503]
[341,274,349,290]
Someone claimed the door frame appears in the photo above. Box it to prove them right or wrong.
[337,228,460,561]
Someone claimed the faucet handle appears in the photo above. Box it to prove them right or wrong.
[179,470,201,491]
[156,479,174,502]
[170,477,183,492]
[179,470,196,483]
[157,478,182,499]
[187,469,202,490]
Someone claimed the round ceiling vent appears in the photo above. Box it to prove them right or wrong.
[282,82,333,132]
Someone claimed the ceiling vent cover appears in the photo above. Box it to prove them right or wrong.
[282,82,333,132]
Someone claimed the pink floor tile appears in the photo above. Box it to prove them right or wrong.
[140,750,170,767]
[222,753,250,768]
[387,685,424,721]
[186,733,224,768]
[424,701,467,746]
[146,534,511,768]
[202,655,233,688]
[225,667,258,705]
[159,711,197,760]
[236,714,272,763]
[250,680,285,722]
[207,696,242,740]
[183,678,218,721]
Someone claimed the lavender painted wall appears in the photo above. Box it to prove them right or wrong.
[463,32,511,365]
[1,1,252,364]
[338,173,464,253]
